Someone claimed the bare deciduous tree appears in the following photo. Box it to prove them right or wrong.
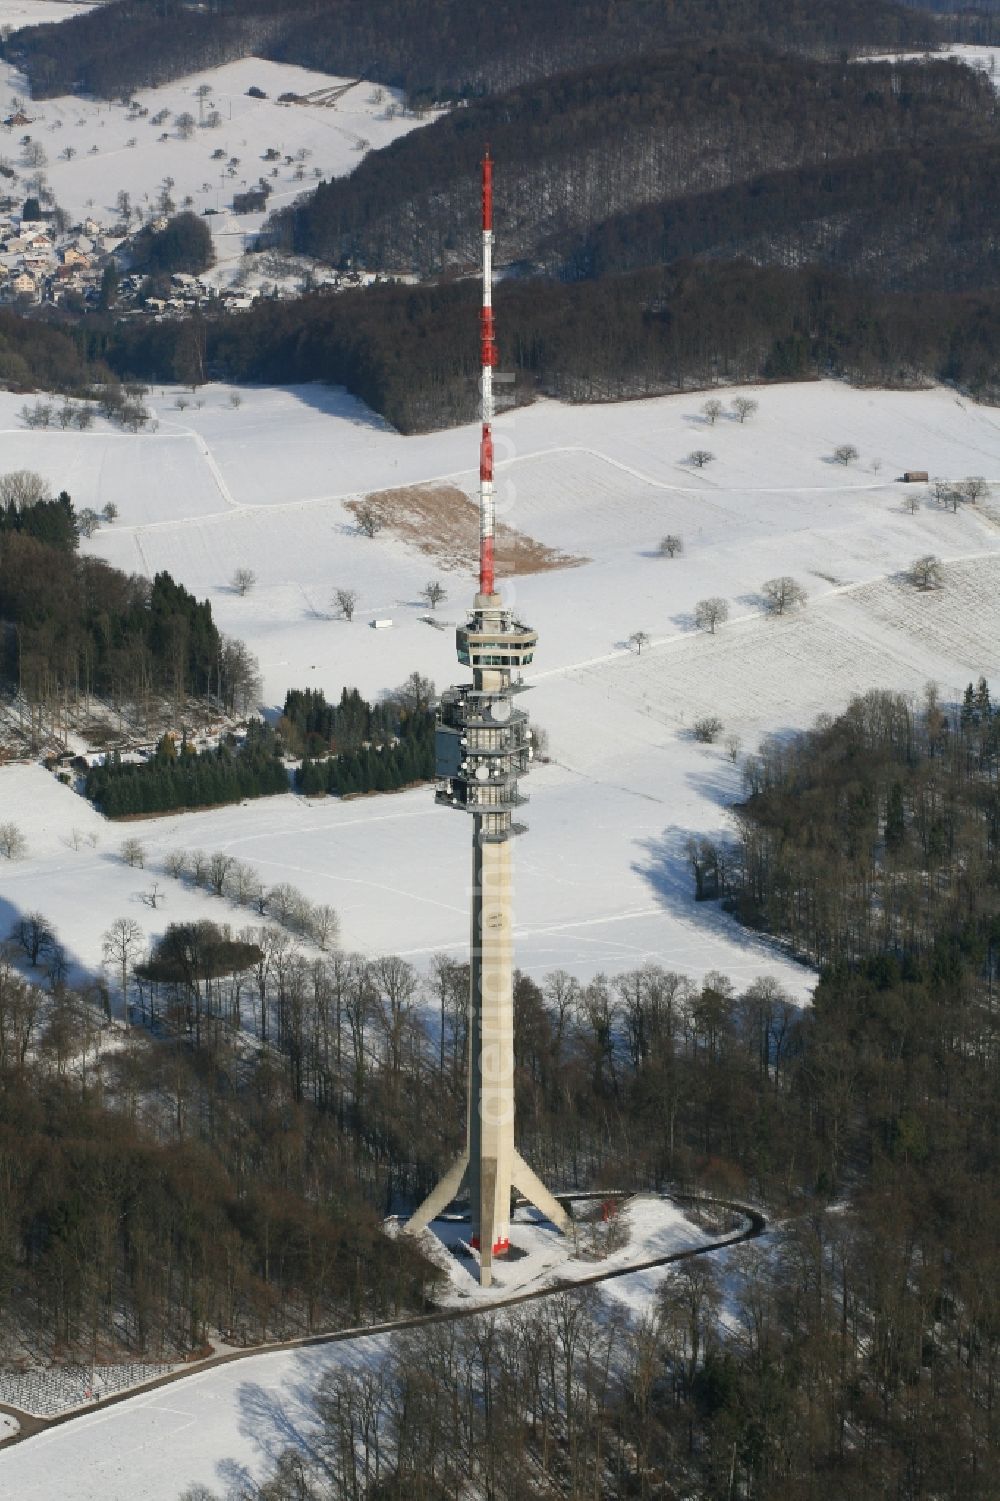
[833,444,859,465]
[910,554,943,590]
[311,904,339,950]
[231,567,256,595]
[119,837,146,868]
[226,860,260,905]
[0,822,26,859]
[701,398,723,425]
[732,396,758,424]
[102,502,119,523]
[77,508,100,538]
[102,917,144,1022]
[693,715,724,743]
[334,587,358,621]
[903,493,920,514]
[0,469,48,508]
[687,450,715,469]
[12,912,55,966]
[394,670,435,715]
[658,534,683,558]
[208,851,234,896]
[762,577,807,615]
[354,501,383,537]
[931,477,963,512]
[628,630,651,655]
[694,597,729,634]
[961,475,988,505]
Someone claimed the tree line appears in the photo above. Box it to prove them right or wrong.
[0,506,259,722]
[281,681,436,797]
[6,661,1000,1495]
[84,723,288,817]
[91,259,1000,433]
[280,50,992,276]
[2,0,940,105]
[721,683,1000,968]
[296,730,433,797]
[0,951,434,1362]
[553,136,1000,293]
[167,683,1000,1500]
[279,682,431,756]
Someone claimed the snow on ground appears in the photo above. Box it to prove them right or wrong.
[2,375,999,1492]
[2,379,1000,994]
[862,43,1000,87]
[0,0,95,26]
[412,1194,718,1309]
[0,55,433,285]
[0,1336,394,1500]
[0,1197,718,1500]
[0,1411,19,1443]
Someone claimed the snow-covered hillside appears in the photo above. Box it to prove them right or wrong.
[1,379,1000,1000]
[0,0,96,26]
[0,54,433,285]
[863,43,1000,87]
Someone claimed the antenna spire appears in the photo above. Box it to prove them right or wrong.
[479,148,497,596]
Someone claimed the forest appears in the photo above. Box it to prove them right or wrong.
[723,681,1000,968]
[90,261,1000,432]
[151,683,995,1500]
[282,51,995,276]
[282,682,436,796]
[1,0,939,105]
[5,684,998,1496]
[0,512,259,718]
[84,723,289,816]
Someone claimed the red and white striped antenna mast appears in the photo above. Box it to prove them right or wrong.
[479,147,497,597]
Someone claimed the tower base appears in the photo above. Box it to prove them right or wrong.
[406,1150,570,1288]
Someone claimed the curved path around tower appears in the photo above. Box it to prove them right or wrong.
[0,1193,765,1448]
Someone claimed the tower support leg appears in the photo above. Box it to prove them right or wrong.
[512,1151,572,1235]
[406,1152,469,1236]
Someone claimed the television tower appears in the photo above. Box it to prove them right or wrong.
[406,151,570,1287]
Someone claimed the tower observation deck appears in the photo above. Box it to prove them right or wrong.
[405,154,569,1286]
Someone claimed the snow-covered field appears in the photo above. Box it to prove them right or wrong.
[862,43,1000,87]
[0,0,96,26]
[3,379,1000,995]
[0,53,432,285]
[2,374,1000,1495]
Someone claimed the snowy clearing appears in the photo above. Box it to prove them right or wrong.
[0,54,434,286]
[412,1194,720,1309]
[0,0,95,25]
[861,43,1000,88]
[2,379,1000,997]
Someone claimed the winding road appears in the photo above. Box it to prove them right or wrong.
[0,1193,765,1449]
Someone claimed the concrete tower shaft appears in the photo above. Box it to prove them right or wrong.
[405,154,569,1287]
